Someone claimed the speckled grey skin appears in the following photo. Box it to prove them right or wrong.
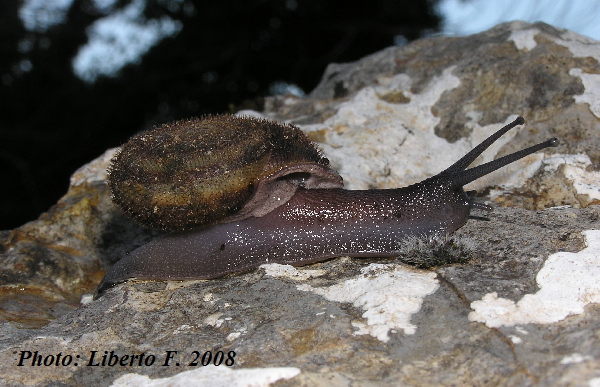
[95,117,559,297]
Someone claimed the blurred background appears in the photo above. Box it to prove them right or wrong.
[1,0,600,230]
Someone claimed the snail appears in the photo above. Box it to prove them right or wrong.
[95,114,559,297]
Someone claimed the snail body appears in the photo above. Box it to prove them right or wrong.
[96,115,559,296]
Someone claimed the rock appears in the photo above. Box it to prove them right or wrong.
[263,21,599,208]
[0,149,163,329]
[1,21,599,386]
[2,206,599,386]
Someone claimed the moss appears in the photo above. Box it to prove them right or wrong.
[397,235,476,268]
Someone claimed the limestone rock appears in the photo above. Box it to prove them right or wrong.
[1,21,599,386]
[263,21,599,208]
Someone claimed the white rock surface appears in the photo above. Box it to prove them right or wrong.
[469,230,600,327]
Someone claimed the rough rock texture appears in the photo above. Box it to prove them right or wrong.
[1,21,599,386]
[264,21,599,208]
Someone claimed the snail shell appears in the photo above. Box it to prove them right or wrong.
[108,115,343,231]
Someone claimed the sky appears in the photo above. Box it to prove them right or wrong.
[438,0,600,39]
[16,0,600,84]
[18,0,187,82]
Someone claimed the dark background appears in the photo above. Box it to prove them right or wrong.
[0,0,442,230]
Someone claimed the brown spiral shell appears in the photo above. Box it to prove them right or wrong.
[108,115,343,231]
